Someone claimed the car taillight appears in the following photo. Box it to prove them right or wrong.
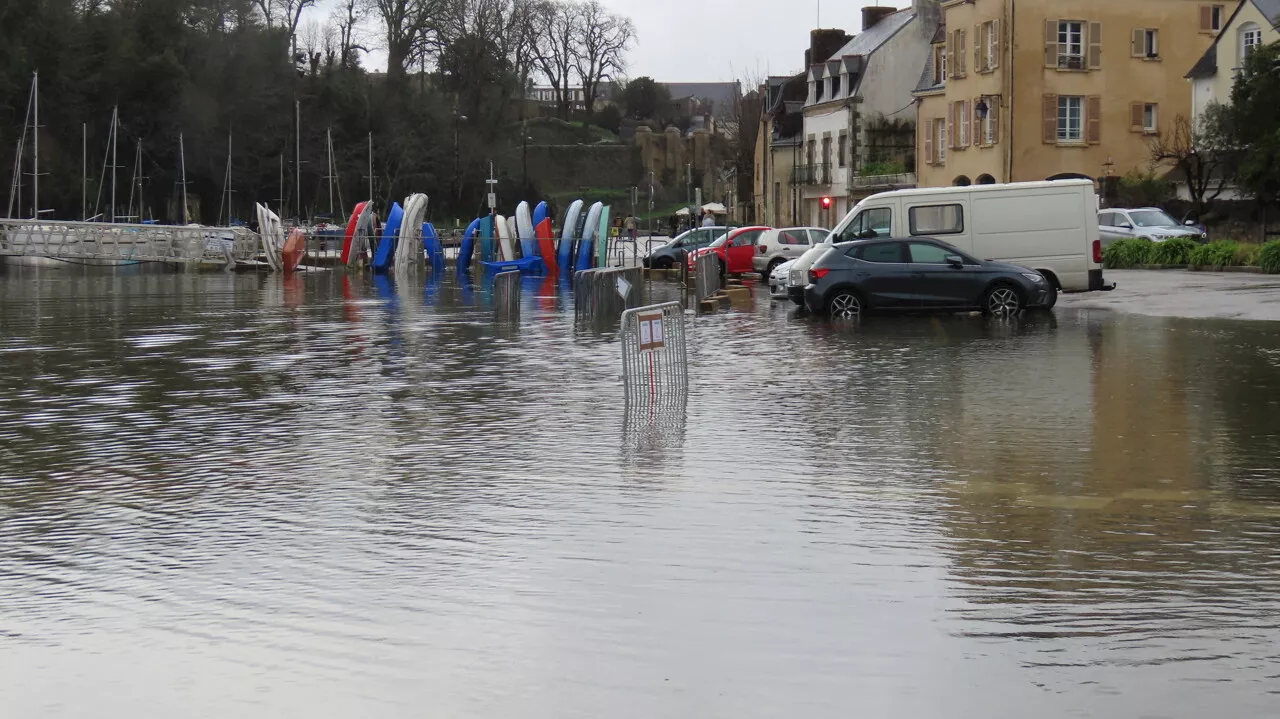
[809,267,830,283]
[758,245,767,254]
[1093,239,1102,264]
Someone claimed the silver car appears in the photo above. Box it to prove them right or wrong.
[1098,207,1207,247]
[751,227,829,277]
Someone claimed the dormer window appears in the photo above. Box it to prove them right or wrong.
[816,80,825,102]
[831,74,842,98]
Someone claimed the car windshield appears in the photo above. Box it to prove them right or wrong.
[1129,210,1177,227]
[708,233,729,248]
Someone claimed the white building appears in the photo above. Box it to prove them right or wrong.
[799,0,941,227]
[1183,0,1279,201]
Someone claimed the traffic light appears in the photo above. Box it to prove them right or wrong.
[821,196,832,209]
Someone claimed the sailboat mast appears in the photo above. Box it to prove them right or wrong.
[219,131,232,226]
[294,100,301,221]
[179,133,188,224]
[110,106,118,223]
[7,81,33,219]
[82,123,87,221]
[326,127,334,216]
[32,71,39,219]
[367,132,373,202]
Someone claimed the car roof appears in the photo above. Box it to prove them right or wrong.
[729,225,770,234]
[831,237,954,248]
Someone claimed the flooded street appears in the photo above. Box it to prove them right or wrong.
[2,268,1280,718]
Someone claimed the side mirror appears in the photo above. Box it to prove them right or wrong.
[945,255,965,268]
[1184,220,1196,226]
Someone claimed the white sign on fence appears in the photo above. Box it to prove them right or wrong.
[636,310,665,353]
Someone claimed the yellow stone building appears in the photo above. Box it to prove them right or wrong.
[913,0,1236,187]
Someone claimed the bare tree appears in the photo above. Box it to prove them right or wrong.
[573,0,633,117]
[530,0,582,119]
[253,0,316,38]
[369,0,454,83]
[1148,108,1237,220]
[331,0,369,68]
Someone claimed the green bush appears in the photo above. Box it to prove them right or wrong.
[1259,240,1280,274]
[1188,240,1240,269]
[1147,237,1198,265]
[1234,243,1261,267]
[1102,238,1154,269]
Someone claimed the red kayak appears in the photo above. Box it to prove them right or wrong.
[282,228,307,272]
[536,218,558,274]
[340,201,369,266]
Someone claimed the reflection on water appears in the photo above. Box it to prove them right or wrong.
[1,268,1279,718]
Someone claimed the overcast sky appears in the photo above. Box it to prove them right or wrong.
[308,0,890,83]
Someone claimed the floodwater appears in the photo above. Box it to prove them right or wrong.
[2,267,1279,719]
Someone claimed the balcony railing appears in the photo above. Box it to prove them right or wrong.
[849,172,917,190]
[791,163,832,186]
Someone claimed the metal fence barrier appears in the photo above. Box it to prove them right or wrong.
[694,252,721,304]
[575,266,643,327]
[620,302,688,414]
[0,219,258,265]
[494,270,521,322]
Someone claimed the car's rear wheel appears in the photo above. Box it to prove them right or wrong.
[653,257,673,270]
[983,284,1024,315]
[827,290,863,318]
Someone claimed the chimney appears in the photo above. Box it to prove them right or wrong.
[862,5,898,31]
[807,28,853,67]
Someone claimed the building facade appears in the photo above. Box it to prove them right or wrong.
[797,1,941,227]
[1188,0,1280,126]
[915,0,1232,188]
[754,74,807,227]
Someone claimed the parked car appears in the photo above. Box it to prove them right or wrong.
[803,237,1057,317]
[643,226,735,269]
[769,258,797,299]
[687,226,770,276]
[752,227,829,277]
[1098,207,1208,246]
[787,180,1111,306]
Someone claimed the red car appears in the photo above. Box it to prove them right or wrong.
[687,226,771,276]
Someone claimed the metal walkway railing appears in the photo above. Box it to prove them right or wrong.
[0,219,259,265]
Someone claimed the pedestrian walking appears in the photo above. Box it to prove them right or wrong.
[625,214,638,242]
[702,211,715,227]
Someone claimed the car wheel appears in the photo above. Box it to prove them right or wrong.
[718,258,727,282]
[654,257,673,270]
[827,290,863,318]
[983,284,1024,315]
[765,258,783,280]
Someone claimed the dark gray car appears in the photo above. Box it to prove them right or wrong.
[643,226,735,269]
[802,238,1056,317]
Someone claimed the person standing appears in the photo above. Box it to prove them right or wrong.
[702,211,715,227]
[625,214,637,242]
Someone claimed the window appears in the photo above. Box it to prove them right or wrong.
[935,118,947,163]
[1242,23,1263,62]
[815,80,824,102]
[976,97,999,146]
[854,243,904,263]
[1129,102,1158,133]
[808,230,830,244]
[908,204,964,235]
[977,20,1000,72]
[1143,103,1157,133]
[950,100,970,149]
[1132,28,1159,58]
[840,207,893,241]
[1058,21,1084,67]
[1058,96,1084,142]
[933,45,947,84]
[733,230,762,247]
[821,137,832,182]
[838,133,848,168]
[778,230,805,245]
[908,242,955,264]
[831,74,842,98]
[986,21,998,70]
[1098,212,1114,227]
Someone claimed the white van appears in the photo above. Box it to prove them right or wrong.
[788,180,1113,303]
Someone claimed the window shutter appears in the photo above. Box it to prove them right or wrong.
[975,25,982,72]
[961,100,971,147]
[959,30,967,75]
[1087,96,1102,144]
[991,100,1001,145]
[992,20,1001,69]
[973,98,983,146]
[1043,94,1058,144]
[1088,22,1103,69]
[924,124,934,165]
[947,32,956,78]
[948,104,957,149]
[1199,5,1212,32]
[1131,28,1144,57]
[1130,102,1144,131]
[1045,20,1059,68]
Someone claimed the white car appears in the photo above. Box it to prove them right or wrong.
[1098,207,1207,247]
[752,227,829,277]
[768,258,796,299]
